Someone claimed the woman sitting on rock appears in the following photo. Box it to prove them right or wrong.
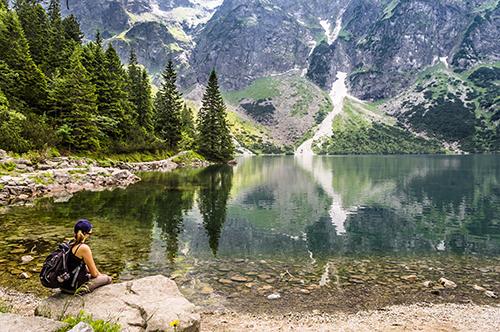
[62,219,112,293]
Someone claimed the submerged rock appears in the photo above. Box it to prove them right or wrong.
[267,293,281,300]
[439,277,457,289]
[35,275,200,332]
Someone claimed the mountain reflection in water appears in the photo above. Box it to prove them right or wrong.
[0,156,499,284]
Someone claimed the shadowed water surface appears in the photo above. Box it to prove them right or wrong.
[0,155,499,312]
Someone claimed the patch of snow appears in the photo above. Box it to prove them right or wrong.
[440,56,449,68]
[296,71,347,155]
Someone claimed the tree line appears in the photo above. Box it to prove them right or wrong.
[0,0,233,162]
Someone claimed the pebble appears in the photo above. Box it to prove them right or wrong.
[485,291,497,299]
[423,281,433,287]
[473,285,486,292]
[230,275,249,283]
[401,275,418,282]
[267,293,281,300]
[21,255,34,264]
[257,274,272,280]
[200,286,214,295]
[218,278,233,285]
[439,277,457,289]
[19,272,31,279]
[299,289,311,295]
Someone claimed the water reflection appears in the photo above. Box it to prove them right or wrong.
[0,156,499,286]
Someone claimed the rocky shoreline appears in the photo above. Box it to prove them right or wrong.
[1,284,499,331]
[0,150,211,207]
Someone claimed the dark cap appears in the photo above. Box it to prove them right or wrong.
[74,219,93,234]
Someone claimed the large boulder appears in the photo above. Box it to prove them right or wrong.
[0,313,66,332]
[35,275,200,332]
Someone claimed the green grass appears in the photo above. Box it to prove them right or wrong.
[30,172,55,185]
[0,161,16,174]
[291,79,314,117]
[382,0,400,20]
[58,311,121,332]
[0,299,12,313]
[316,99,444,155]
[171,150,206,164]
[223,77,281,105]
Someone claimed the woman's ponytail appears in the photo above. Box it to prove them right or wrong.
[74,229,86,245]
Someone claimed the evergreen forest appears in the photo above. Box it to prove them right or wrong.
[0,0,234,162]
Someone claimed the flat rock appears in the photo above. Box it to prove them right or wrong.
[0,313,66,332]
[35,275,200,332]
[230,275,249,282]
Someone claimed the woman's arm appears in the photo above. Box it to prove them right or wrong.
[79,245,100,278]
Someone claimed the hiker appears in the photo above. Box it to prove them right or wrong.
[61,219,112,293]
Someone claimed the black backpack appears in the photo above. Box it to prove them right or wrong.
[40,242,73,288]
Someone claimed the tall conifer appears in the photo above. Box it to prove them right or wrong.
[14,0,51,68]
[196,70,234,162]
[0,4,47,112]
[155,60,183,150]
[128,49,153,133]
[50,47,100,151]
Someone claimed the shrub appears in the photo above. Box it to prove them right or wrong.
[58,311,121,332]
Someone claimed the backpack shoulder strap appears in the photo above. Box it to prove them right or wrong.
[73,243,83,256]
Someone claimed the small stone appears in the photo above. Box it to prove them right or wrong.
[200,286,214,295]
[19,272,31,279]
[68,321,93,332]
[423,281,433,287]
[244,283,255,289]
[259,285,273,291]
[9,268,23,275]
[349,278,364,284]
[230,275,249,283]
[234,259,245,263]
[473,284,486,292]
[267,293,281,300]
[21,255,34,264]
[257,274,272,280]
[439,277,457,289]
[299,289,311,294]
[218,278,233,285]
[485,291,497,299]
[244,271,259,276]
[401,275,418,282]
[217,267,231,272]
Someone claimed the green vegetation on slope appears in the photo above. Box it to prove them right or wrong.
[400,63,499,152]
[316,99,444,155]
[224,77,281,105]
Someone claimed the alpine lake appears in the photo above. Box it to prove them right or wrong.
[1,155,499,314]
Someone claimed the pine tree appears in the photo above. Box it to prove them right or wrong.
[154,60,183,150]
[180,103,195,150]
[127,49,153,134]
[0,87,30,152]
[50,47,100,151]
[0,4,47,112]
[104,45,135,140]
[62,14,83,44]
[196,70,234,162]
[46,0,68,75]
[14,0,51,68]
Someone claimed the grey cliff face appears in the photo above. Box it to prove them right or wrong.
[307,0,500,100]
[184,0,317,90]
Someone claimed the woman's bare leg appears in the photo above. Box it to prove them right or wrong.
[86,274,112,292]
